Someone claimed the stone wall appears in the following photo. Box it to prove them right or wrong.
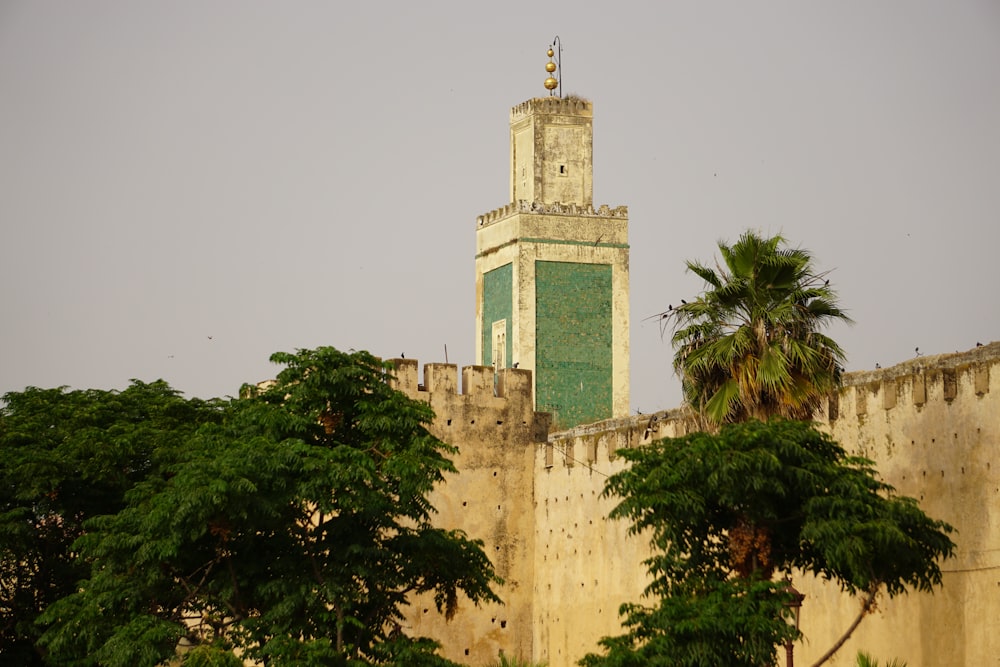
[391,359,550,665]
[400,343,998,666]
[531,342,1000,667]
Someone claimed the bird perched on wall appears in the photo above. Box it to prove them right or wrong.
[513,362,519,368]
[977,342,983,347]
[915,347,921,357]
[876,363,881,369]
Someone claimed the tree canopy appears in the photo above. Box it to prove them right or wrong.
[580,420,955,667]
[668,231,852,423]
[0,381,224,666]
[3,347,500,666]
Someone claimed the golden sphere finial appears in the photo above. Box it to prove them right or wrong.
[544,37,561,96]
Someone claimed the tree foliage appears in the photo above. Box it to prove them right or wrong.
[580,420,955,667]
[668,231,852,423]
[0,381,224,665]
[856,651,908,667]
[3,347,500,666]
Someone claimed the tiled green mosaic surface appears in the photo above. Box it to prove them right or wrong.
[535,260,612,429]
[481,263,513,367]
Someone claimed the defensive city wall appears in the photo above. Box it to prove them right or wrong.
[392,345,999,667]
[536,342,1000,667]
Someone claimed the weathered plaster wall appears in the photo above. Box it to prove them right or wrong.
[531,343,999,667]
[400,343,998,667]
[799,344,1000,667]
[391,360,550,665]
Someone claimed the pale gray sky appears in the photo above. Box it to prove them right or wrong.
[2,1,999,414]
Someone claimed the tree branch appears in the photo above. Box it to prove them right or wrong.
[809,585,879,667]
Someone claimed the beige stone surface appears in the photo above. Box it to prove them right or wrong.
[392,361,549,665]
[404,343,999,667]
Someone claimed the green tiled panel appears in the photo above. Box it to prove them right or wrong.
[481,263,513,367]
[535,261,612,429]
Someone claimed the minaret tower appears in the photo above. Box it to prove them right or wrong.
[475,44,629,430]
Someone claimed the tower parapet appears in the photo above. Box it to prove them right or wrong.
[476,200,628,228]
[510,96,592,121]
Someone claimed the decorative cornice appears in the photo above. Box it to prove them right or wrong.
[477,200,628,227]
[510,97,592,121]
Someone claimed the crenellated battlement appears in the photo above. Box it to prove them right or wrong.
[820,341,998,420]
[386,358,551,444]
[510,97,592,121]
[477,199,628,227]
[541,342,999,470]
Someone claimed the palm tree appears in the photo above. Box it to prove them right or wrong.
[856,650,908,667]
[669,230,852,423]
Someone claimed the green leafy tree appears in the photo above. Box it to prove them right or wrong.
[580,420,954,667]
[36,347,500,667]
[668,231,852,424]
[0,382,224,665]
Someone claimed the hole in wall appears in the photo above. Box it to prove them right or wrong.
[493,471,497,477]
[465,649,470,656]
[462,501,467,506]
[500,620,507,628]
[497,420,503,425]
[447,419,452,426]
